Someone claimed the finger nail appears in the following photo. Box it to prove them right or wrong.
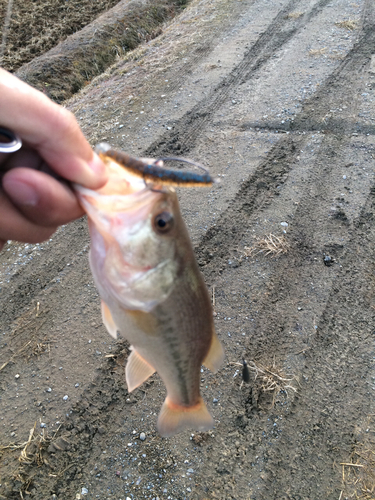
[4,180,39,206]
[87,152,106,176]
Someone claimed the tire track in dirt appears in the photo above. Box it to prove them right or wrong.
[192,6,375,498]
[145,0,333,157]
[246,186,375,500]
[193,136,301,274]
[197,2,375,283]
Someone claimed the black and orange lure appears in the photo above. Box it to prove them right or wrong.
[98,145,214,188]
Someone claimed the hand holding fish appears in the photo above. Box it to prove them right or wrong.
[0,68,107,250]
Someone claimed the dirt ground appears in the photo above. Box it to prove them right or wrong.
[1,0,375,499]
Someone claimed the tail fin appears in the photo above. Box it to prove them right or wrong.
[157,397,214,438]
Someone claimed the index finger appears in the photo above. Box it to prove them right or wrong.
[0,68,107,189]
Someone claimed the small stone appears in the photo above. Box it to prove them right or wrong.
[323,255,334,267]
[63,395,69,401]
[40,423,47,428]
[81,487,88,495]
[139,432,146,441]
[10,431,16,437]
[280,221,288,227]
[75,383,79,388]
[46,387,52,392]
[15,374,20,379]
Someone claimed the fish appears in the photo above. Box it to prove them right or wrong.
[75,144,224,437]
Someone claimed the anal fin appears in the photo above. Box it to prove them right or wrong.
[101,300,118,339]
[157,397,214,438]
[203,330,224,372]
[126,348,156,393]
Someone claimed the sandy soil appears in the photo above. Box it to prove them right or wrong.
[1,0,375,499]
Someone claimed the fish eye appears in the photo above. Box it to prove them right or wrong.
[153,211,174,234]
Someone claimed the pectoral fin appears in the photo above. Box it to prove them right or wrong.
[101,300,118,339]
[203,330,224,372]
[126,347,156,393]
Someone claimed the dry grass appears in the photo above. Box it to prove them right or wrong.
[233,358,298,407]
[0,422,60,465]
[12,0,189,102]
[309,47,327,57]
[247,359,297,400]
[0,422,69,497]
[0,302,55,373]
[244,233,290,258]
[335,19,358,31]
[0,0,122,71]
[339,416,375,500]
[286,12,304,19]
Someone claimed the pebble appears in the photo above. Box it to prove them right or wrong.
[81,487,88,495]
[63,395,69,401]
[40,423,47,428]
[139,432,146,441]
[280,221,288,227]
[15,374,20,379]
[46,387,52,392]
[75,383,80,388]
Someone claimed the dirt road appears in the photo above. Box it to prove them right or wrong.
[1,0,374,498]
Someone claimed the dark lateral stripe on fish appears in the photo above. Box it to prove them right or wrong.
[102,149,214,187]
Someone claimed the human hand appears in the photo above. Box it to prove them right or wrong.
[0,68,108,251]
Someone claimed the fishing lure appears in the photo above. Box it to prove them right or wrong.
[96,143,214,187]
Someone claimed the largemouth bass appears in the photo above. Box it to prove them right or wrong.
[75,144,224,437]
